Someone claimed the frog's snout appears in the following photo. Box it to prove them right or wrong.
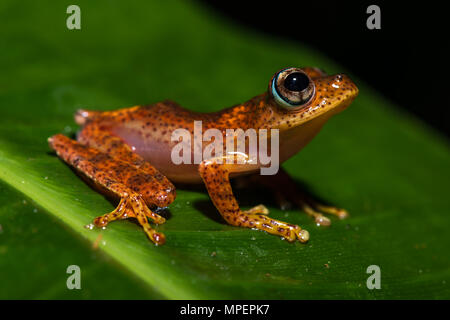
[335,74,359,100]
[326,73,359,111]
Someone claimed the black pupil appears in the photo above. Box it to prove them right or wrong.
[283,72,309,92]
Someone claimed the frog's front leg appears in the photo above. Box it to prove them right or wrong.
[250,168,348,226]
[198,155,309,243]
[48,134,169,245]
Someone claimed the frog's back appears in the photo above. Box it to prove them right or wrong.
[74,100,260,183]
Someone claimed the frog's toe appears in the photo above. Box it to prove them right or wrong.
[336,208,349,219]
[153,232,166,245]
[93,216,108,228]
[283,224,309,243]
[243,204,269,215]
[143,206,166,224]
[296,228,310,243]
[119,206,166,225]
[315,214,331,227]
[301,204,332,227]
[128,194,167,245]
[315,204,349,220]
[142,226,166,245]
[234,213,310,243]
[92,198,128,228]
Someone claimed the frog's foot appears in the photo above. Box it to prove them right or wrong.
[119,205,166,224]
[238,212,309,242]
[49,134,170,245]
[271,190,332,226]
[93,198,128,228]
[250,169,349,226]
[242,204,269,215]
[96,202,166,226]
[299,202,331,227]
[293,197,349,226]
[93,193,166,245]
[199,156,309,243]
[127,193,166,245]
[314,204,349,219]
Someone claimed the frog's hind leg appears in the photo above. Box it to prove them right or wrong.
[76,121,175,203]
[198,155,309,243]
[250,168,348,226]
[49,134,167,245]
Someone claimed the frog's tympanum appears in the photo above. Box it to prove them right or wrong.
[49,67,358,245]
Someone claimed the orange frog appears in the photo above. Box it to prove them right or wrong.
[48,67,358,245]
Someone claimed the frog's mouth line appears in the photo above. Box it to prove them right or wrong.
[301,99,355,126]
[294,80,359,124]
[274,95,356,132]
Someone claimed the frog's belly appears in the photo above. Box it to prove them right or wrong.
[114,127,261,184]
[139,144,259,184]
[121,135,202,183]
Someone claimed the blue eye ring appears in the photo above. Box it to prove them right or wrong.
[270,68,315,108]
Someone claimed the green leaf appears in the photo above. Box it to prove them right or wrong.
[0,0,449,299]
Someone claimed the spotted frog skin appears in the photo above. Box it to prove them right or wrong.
[48,67,358,245]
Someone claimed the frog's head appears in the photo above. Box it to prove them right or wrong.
[264,67,358,130]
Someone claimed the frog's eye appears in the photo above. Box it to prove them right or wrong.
[271,68,315,108]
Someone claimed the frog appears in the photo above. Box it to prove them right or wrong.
[48,67,359,245]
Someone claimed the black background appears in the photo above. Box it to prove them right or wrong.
[199,1,448,137]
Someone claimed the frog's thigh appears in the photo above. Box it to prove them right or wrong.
[49,134,166,244]
[198,155,309,243]
[77,122,175,189]
[250,168,348,226]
